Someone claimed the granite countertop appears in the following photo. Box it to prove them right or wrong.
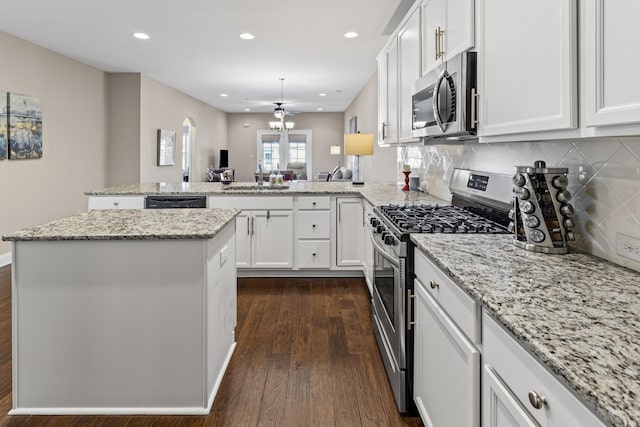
[411,234,640,427]
[2,208,241,241]
[85,181,447,206]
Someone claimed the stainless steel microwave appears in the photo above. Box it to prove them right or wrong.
[412,52,477,141]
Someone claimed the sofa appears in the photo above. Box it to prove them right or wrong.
[318,166,353,182]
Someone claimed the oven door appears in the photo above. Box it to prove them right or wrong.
[370,233,407,411]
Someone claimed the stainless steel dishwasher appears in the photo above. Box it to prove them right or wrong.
[144,195,207,208]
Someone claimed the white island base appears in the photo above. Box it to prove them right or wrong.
[9,223,236,415]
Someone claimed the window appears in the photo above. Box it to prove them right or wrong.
[257,130,312,178]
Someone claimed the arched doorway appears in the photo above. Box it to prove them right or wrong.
[182,117,196,182]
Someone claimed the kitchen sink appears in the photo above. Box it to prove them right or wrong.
[221,184,290,190]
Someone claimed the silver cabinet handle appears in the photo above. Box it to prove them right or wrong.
[251,217,255,236]
[407,289,415,330]
[429,280,439,290]
[528,390,546,410]
[471,88,478,129]
[381,122,387,140]
[438,27,445,58]
[247,216,250,236]
[113,201,119,208]
[434,28,440,59]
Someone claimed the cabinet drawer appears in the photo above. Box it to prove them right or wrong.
[483,312,606,427]
[208,196,293,210]
[414,249,480,344]
[297,196,330,210]
[88,196,144,210]
[297,240,330,269]
[297,211,330,239]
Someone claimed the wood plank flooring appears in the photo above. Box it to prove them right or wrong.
[0,266,422,426]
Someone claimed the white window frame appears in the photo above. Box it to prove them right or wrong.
[256,130,312,179]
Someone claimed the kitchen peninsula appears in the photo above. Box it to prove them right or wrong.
[2,208,240,415]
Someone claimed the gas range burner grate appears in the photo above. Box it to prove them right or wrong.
[378,204,509,234]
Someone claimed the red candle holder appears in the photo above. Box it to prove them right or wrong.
[402,171,411,191]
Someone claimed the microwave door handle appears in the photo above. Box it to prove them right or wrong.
[433,69,448,133]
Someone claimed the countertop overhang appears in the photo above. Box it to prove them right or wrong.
[2,208,241,241]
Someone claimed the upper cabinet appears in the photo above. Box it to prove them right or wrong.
[398,7,422,144]
[583,0,640,128]
[422,0,475,75]
[378,40,399,145]
[477,0,578,138]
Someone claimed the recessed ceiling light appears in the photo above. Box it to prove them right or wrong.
[220,93,228,97]
[133,32,150,40]
[317,108,324,111]
[244,108,251,112]
[239,33,255,40]
[319,93,327,97]
[344,31,359,39]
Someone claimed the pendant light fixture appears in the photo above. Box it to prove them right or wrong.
[273,77,286,119]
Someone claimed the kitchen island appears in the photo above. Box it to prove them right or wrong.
[2,208,240,415]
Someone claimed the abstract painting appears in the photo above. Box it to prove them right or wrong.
[157,129,176,166]
[8,92,42,160]
[0,92,7,160]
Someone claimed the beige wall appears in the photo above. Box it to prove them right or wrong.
[139,75,227,183]
[343,70,397,183]
[108,73,140,186]
[227,112,344,182]
[0,31,109,257]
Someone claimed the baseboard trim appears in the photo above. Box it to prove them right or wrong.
[237,269,364,278]
[207,341,236,411]
[0,252,11,267]
[8,406,211,416]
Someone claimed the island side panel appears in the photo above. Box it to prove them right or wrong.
[12,239,208,412]
[205,221,237,404]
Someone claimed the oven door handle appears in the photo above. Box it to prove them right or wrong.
[370,233,400,268]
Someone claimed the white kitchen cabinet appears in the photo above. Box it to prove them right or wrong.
[362,200,374,295]
[378,39,399,145]
[583,0,640,127]
[336,197,363,267]
[296,196,331,269]
[477,0,578,137]
[398,6,421,143]
[413,260,480,427]
[482,312,606,427]
[88,196,144,210]
[421,0,474,75]
[483,365,539,427]
[209,196,293,269]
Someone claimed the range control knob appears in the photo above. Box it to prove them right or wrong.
[384,235,395,245]
[508,222,515,233]
[525,215,540,228]
[552,175,568,189]
[512,173,526,187]
[563,218,575,228]
[508,209,516,220]
[566,231,576,241]
[560,203,575,216]
[520,201,535,214]
[557,190,572,203]
[376,225,385,234]
[370,217,379,227]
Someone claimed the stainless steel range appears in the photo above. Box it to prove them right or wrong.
[369,168,513,414]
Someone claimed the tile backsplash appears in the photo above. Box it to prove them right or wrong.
[398,138,640,272]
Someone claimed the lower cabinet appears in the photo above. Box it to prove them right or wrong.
[88,196,144,210]
[413,276,480,427]
[482,312,606,427]
[362,200,374,295]
[235,210,293,269]
[336,197,364,267]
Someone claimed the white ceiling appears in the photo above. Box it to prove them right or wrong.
[0,0,411,114]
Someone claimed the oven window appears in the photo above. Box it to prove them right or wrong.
[413,86,437,129]
[374,253,395,328]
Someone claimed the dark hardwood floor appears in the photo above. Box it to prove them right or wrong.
[0,265,422,426]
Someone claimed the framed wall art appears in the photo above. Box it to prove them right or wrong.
[0,91,7,160]
[8,92,43,160]
[157,129,176,166]
[349,115,358,134]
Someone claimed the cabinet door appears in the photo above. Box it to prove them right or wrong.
[378,53,389,145]
[336,198,363,267]
[414,279,480,427]
[252,210,293,268]
[483,365,538,427]
[584,0,640,127]
[422,0,444,75]
[398,7,421,143]
[235,212,251,268]
[386,39,399,144]
[478,0,577,136]
[444,0,475,63]
[88,196,144,210]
